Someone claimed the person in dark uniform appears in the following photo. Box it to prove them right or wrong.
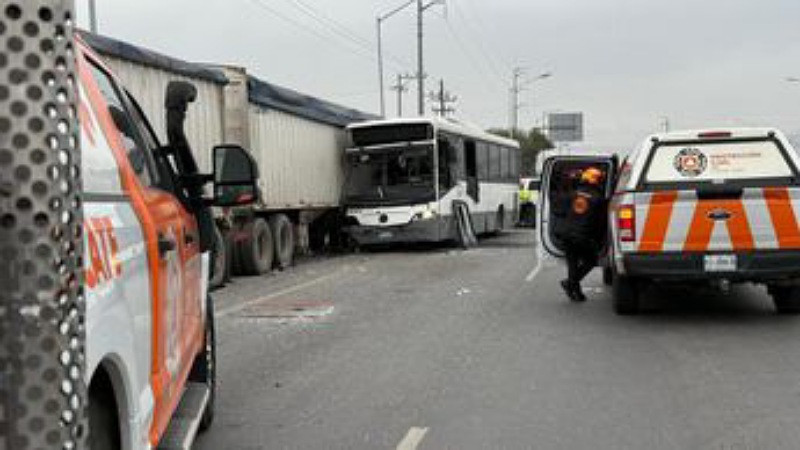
[556,167,607,302]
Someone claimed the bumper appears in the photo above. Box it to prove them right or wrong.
[347,218,453,245]
[622,251,800,282]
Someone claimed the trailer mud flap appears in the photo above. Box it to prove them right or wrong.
[0,1,87,448]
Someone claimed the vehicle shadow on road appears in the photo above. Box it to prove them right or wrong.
[625,283,794,324]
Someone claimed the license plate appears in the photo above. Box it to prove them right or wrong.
[378,231,393,240]
[704,254,737,272]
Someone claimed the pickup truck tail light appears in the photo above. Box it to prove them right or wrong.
[618,205,636,242]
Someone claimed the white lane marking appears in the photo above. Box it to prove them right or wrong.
[396,427,429,450]
[525,254,543,282]
[217,266,349,317]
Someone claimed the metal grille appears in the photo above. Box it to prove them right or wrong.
[0,1,86,449]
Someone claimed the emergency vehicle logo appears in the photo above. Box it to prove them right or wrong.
[572,194,590,215]
[674,148,707,178]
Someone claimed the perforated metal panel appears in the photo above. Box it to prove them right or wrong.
[0,1,86,449]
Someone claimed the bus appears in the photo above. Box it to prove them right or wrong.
[343,117,521,246]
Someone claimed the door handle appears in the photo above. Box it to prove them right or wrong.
[158,235,176,256]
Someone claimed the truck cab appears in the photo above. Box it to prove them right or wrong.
[75,37,258,449]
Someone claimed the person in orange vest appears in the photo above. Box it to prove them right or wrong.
[557,167,607,301]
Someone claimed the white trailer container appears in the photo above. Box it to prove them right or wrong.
[83,32,376,283]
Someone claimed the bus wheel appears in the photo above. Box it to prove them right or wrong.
[496,207,505,233]
[270,214,295,270]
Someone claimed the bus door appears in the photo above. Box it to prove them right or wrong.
[538,155,618,257]
[464,140,479,202]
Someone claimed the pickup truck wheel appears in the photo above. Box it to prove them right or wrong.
[191,295,216,432]
[88,371,121,450]
[239,219,274,275]
[209,224,226,289]
[612,272,640,315]
[770,286,800,314]
[270,214,295,269]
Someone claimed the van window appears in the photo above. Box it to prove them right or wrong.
[644,139,795,184]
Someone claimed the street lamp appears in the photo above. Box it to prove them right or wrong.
[377,0,415,117]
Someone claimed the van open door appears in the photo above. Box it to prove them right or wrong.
[538,155,618,257]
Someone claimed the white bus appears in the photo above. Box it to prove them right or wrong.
[343,117,521,246]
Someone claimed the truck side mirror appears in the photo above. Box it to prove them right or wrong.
[212,145,259,207]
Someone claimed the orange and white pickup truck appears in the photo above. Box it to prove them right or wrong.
[75,35,257,448]
[540,129,800,315]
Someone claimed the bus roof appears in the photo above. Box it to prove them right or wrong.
[347,117,520,149]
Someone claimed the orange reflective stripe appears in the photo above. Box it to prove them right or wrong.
[638,191,677,252]
[684,199,754,252]
[724,200,754,251]
[683,201,716,252]
[764,187,800,249]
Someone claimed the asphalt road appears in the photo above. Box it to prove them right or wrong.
[195,229,800,450]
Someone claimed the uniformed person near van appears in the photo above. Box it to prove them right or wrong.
[556,167,607,302]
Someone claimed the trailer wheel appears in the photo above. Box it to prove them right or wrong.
[271,214,295,269]
[209,224,227,289]
[239,219,274,275]
[770,286,800,314]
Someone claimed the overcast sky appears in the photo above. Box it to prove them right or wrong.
[76,0,800,151]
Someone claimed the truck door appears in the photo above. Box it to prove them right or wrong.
[82,54,204,441]
[538,155,618,257]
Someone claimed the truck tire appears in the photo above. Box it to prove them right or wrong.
[239,219,274,275]
[270,214,295,269]
[612,272,640,315]
[191,295,216,432]
[209,224,227,290]
[770,286,800,314]
[88,371,121,450]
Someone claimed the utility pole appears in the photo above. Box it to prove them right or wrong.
[391,73,416,117]
[660,116,671,133]
[415,0,445,116]
[88,0,97,33]
[377,0,415,117]
[510,68,552,138]
[429,79,456,117]
[510,67,524,138]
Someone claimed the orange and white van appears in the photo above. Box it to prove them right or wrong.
[540,128,800,315]
[74,36,258,449]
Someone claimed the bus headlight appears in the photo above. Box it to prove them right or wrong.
[412,209,437,222]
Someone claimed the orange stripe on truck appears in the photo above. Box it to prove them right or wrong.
[638,191,678,252]
[764,187,800,249]
[684,199,754,252]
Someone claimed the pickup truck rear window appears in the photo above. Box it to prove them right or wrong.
[644,139,795,184]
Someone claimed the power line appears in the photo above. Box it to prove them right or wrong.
[448,1,506,81]
[458,0,512,69]
[442,18,506,94]
[245,0,405,71]
[282,0,411,68]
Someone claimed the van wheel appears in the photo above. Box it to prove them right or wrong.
[770,286,800,314]
[613,272,640,315]
[270,214,295,270]
[209,224,226,290]
[239,219,274,275]
[190,295,216,431]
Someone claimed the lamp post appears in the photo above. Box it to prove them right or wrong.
[377,0,415,117]
[511,70,552,138]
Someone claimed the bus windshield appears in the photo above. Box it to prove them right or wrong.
[344,145,435,206]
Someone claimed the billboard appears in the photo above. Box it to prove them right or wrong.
[547,112,584,142]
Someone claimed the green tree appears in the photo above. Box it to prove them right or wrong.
[488,128,553,176]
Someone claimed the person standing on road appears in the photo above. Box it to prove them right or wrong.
[556,167,607,302]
